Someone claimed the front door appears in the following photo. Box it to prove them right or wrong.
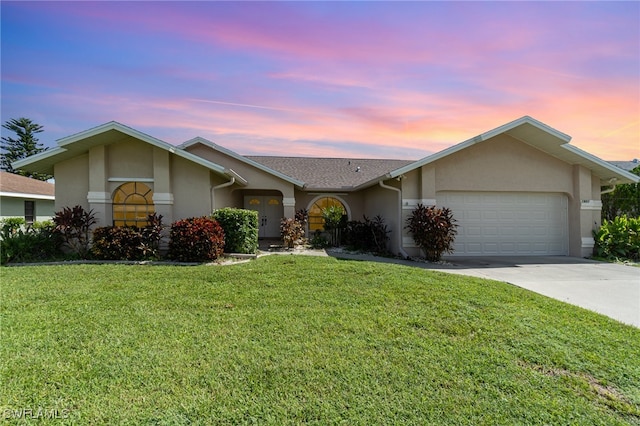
[244,195,283,238]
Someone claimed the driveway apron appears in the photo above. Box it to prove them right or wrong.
[432,256,639,328]
[326,252,640,328]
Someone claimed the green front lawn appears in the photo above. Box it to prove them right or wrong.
[1,256,639,424]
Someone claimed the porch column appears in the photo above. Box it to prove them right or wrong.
[571,165,597,257]
[87,145,111,227]
[283,197,296,219]
[152,147,174,226]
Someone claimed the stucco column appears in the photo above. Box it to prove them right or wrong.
[87,145,111,226]
[152,147,174,226]
[401,165,438,256]
[283,196,296,219]
[570,165,597,257]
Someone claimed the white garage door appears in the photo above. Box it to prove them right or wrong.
[437,192,568,256]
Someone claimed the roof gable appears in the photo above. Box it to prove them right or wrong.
[390,116,640,185]
[12,122,244,183]
[180,137,305,188]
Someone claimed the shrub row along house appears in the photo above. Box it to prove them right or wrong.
[14,116,639,258]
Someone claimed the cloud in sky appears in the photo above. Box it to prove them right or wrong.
[1,1,638,160]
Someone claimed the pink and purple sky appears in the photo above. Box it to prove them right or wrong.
[1,1,638,160]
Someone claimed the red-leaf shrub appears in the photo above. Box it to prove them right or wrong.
[406,204,457,261]
[280,217,305,248]
[168,217,225,262]
[343,215,390,254]
[53,205,97,258]
[91,214,164,261]
[92,226,145,260]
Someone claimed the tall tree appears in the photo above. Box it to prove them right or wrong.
[1,117,51,180]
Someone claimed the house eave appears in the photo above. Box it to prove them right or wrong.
[388,115,636,185]
[0,191,55,200]
[12,121,240,181]
[180,137,306,188]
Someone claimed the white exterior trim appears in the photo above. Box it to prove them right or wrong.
[0,192,54,200]
[153,193,174,205]
[87,191,111,203]
[13,121,246,183]
[108,177,154,183]
[402,236,418,248]
[581,200,603,211]
[402,198,436,209]
[581,237,595,248]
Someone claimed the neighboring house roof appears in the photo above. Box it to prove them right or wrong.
[12,121,248,185]
[388,116,640,185]
[248,156,413,191]
[0,171,55,200]
[609,160,640,172]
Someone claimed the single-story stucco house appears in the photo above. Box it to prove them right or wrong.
[13,116,639,257]
[0,171,55,224]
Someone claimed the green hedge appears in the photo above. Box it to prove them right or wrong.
[211,208,258,254]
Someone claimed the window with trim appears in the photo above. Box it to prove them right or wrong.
[24,201,35,224]
[308,196,347,232]
[112,182,155,227]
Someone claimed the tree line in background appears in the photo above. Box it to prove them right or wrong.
[1,117,51,181]
[601,165,640,221]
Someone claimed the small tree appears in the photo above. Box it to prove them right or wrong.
[406,204,457,262]
[1,117,51,180]
[322,205,346,247]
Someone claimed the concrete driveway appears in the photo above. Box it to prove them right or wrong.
[327,251,640,328]
[434,256,640,328]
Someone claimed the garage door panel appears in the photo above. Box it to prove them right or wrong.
[438,192,568,256]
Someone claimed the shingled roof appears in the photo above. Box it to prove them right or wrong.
[247,157,413,190]
[609,160,639,172]
[0,171,55,198]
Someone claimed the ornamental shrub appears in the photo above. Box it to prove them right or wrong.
[310,230,330,249]
[406,204,457,262]
[92,214,164,261]
[1,217,26,235]
[53,205,97,259]
[92,226,145,260]
[593,215,640,261]
[344,215,390,254]
[140,213,165,258]
[211,208,258,254]
[280,217,305,248]
[168,217,225,262]
[1,220,63,264]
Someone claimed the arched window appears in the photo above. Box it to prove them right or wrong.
[308,196,348,232]
[112,182,154,227]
